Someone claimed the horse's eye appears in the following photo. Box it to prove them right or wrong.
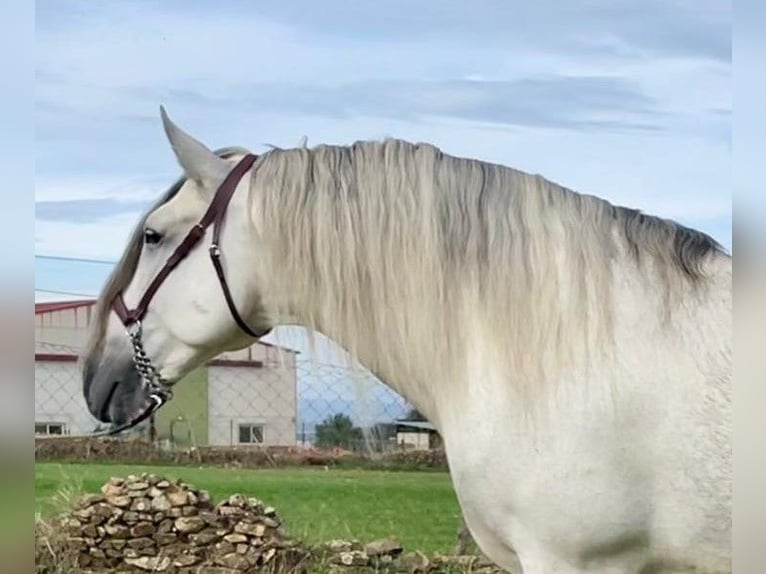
[144,228,163,245]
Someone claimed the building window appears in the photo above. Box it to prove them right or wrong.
[35,422,67,436]
[237,423,264,444]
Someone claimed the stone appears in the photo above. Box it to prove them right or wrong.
[101,482,124,497]
[130,522,156,537]
[364,536,403,557]
[76,493,106,508]
[236,543,249,554]
[215,541,235,555]
[167,488,189,507]
[148,486,163,498]
[234,522,265,537]
[189,528,221,545]
[174,516,205,534]
[217,552,250,569]
[173,554,201,567]
[93,502,115,519]
[126,481,150,491]
[264,506,277,516]
[88,547,106,559]
[223,533,248,544]
[124,556,171,571]
[334,550,369,567]
[157,519,174,534]
[72,507,94,521]
[199,511,218,525]
[181,505,198,517]
[218,506,244,517]
[122,511,139,523]
[326,539,355,553]
[127,537,155,550]
[262,517,280,528]
[130,498,151,512]
[156,480,170,488]
[150,495,171,512]
[168,507,183,518]
[154,533,177,546]
[104,524,129,539]
[81,524,99,538]
[399,551,431,573]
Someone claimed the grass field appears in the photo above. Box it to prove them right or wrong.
[35,462,463,554]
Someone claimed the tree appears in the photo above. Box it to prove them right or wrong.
[314,413,363,449]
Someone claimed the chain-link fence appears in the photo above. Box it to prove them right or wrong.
[34,340,432,454]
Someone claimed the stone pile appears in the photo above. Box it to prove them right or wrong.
[315,538,504,573]
[45,473,305,573]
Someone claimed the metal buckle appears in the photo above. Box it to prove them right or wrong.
[127,320,142,338]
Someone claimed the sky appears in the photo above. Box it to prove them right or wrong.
[35,0,731,426]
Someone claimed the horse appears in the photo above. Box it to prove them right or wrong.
[81,108,731,573]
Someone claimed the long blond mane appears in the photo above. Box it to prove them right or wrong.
[251,139,727,406]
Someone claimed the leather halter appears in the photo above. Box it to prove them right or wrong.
[101,153,260,436]
[113,153,260,335]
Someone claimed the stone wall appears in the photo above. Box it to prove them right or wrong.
[34,437,449,471]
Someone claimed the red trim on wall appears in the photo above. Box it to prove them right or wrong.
[35,353,78,362]
[34,353,263,368]
[206,359,264,368]
[35,300,96,314]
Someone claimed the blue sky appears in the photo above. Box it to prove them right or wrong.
[35,0,731,424]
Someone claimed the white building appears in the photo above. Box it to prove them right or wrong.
[35,300,298,446]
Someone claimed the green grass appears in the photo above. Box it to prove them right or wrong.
[35,462,462,554]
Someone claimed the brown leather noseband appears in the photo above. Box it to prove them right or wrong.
[101,154,260,435]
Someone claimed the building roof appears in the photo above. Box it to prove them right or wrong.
[35,299,299,355]
[395,420,436,432]
[35,299,96,314]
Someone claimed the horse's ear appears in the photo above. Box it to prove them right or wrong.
[160,106,228,191]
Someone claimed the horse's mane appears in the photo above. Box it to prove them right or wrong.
[251,138,727,405]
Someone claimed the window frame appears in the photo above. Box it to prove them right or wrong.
[237,423,265,445]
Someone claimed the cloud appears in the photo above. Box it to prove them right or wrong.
[116,76,664,133]
[34,0,731,254]
[36,198,152,222]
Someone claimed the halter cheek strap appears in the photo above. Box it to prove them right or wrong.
[103,153,260,436]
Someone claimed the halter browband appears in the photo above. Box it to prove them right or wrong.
[101,153,260,436]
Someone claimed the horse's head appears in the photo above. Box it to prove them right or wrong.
[82,108,273,428]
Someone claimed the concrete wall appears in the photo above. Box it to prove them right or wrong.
[396,431,431,450]
[154,367,209,447]
[35,359,98,435]
[207,365,297,446]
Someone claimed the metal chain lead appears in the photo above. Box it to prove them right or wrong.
[127,321,169,392]
[91,322,174,437]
